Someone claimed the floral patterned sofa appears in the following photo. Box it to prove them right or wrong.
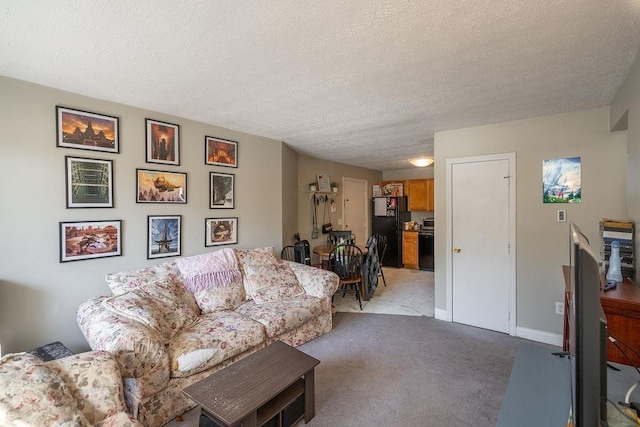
[77,247,339,427]
[0,350,142,426]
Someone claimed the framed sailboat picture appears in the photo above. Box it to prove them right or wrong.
[147,215,181,259]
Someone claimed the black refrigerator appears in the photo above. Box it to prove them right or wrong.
[371,196,411,268]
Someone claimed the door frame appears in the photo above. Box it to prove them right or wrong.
[342,177,369,242]
[445,152,517,335]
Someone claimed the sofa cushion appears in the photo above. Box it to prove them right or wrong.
[103,279,198,344]
[193,279,246,313]
[235,294,329,337]
[0,353,91,426]
[237,247,305,304]
[105,261,200,315]
[167,311,266,378]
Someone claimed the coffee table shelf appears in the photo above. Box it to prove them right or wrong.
[256,378,304,426]
[183,341,319,427]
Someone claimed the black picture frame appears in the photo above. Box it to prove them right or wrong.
[146,118,180,165]
[147,215,181,259]
[205,217,238,247]
[59,220,122,262]
[205,136,238,168]
[209,172,235,209]
[56,106,119,153]
[136,168,187,204]
[65,155,114,208]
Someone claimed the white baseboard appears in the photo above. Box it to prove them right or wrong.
[434,308,450,321]
[432,310,563,347]
[515,326,563,347]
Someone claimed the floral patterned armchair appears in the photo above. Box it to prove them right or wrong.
[0,350,141,426]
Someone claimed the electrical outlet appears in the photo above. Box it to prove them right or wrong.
[338,219,343,225]
[555,301,564,315]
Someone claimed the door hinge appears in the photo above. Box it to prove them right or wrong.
[507,243,510,253]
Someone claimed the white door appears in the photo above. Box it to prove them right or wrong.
[343,178,368,244]
[447,154,516,334]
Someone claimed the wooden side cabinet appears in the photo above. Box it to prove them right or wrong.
[562,265,640,366]
[407,179,434,212]
[402,231,418,269]
[600,278,640,366]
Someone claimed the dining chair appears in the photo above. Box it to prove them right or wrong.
[327,230,355,245]
[280,245,296,261]
[328,243,364,310]
[293,239,311,265]
[372,233,388,286]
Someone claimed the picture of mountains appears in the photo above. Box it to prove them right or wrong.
[543,157,581,203]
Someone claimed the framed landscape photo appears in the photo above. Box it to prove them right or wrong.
[56,106,119,153]
[136,168,187,203]
[146,119,180,165]
[205,217,238,247]
[60,220,122,262]
[210,172,234,208]
[148,215,181,259]
[65,156,114,208]
[205,136,238,168]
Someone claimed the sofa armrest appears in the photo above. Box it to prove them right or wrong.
[47,351,130,425]
[286,261,340,298]
[77,297,169,381]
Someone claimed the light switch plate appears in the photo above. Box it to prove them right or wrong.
[557,210,566,222]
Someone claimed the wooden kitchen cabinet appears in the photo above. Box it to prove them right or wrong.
[402,231,419,269]
[407,179,434,212]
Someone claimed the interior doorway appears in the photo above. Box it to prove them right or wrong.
[342,177,368,244]
[445,153,516,335]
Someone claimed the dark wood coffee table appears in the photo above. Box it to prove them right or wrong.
[183,341,320,427]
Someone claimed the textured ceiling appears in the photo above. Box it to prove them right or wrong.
[1,1,639,170]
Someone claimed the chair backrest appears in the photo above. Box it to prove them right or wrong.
[328,244,364,280]
[281,245,296,261]
[328,230,355,245]
[373,233,388,262]
[293,240,311,265]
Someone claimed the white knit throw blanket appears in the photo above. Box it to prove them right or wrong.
[175,248,241,293]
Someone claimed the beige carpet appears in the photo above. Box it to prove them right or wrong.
[332,267,434,316]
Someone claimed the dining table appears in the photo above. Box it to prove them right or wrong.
[312,243,369,258]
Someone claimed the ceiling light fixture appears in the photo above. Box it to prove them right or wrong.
[409,157,434,167]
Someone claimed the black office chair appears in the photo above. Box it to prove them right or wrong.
[329,243,364,310]
[281,245,296,261]
[372,233,388,286]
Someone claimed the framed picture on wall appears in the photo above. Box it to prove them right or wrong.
[59,220,122,262]
[205,136,238,168]
[205,217,238,247]
[65,156,114,208]
[146,119,180,165]
[147,215,181,259]
[56,106,119,153]
[210,172,234,208]
[136,168,187,203]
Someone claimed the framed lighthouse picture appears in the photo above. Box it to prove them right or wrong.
[147,215,181,259]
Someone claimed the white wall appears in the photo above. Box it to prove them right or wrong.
[434,107,628,337]
[611,54,640,279]
[0,76,285,354]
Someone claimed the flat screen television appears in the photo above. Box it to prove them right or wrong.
[568,222,608,426]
